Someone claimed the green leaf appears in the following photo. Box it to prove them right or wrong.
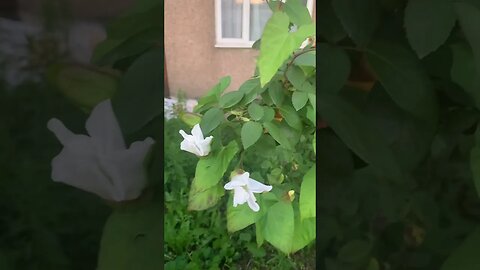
[318,44,351,94]
[261,106,275,123]
[239,78,261,94]
[258,12,315,86]
[252,39,261,49]
[338,239,372,263]
[263,121,292,150]
[195,76,231,113]
[112,48,162,136]
[279,103,303,130]
[291,216,316,253]
[92,26,160,67]
[306,105,315,124]
[193,141,239,192]
[284,0,312,26]
[317,0,347,43]
[366,40,438,122]
[261,90,274,106]
[179,112,201,128]
[254,193,279,247]
[200,108,224,135]
[317,130,354,176]
[366,84,434,172]
[294,51,316,67]
[48,64,118,112]
[91,0,161,66]
[292,91,309,111]
[256,218,265,247]
[299,166,315,220]
[239,78,262,105]
[441,227,480,270]
[455,1,480,109]
[312,131,316,154]
[286,65,315,94]
[264,201,295,254]
[188,181,225,211]
[450,43,476,91]
[241,122,263,149]
[105,4,161,39]
[226,194,257,233]
[470,130,480,197]
[308,93,316,109]
[248,103,265,121]
[278,120,301,148]
[219,91,244,108]
[268,80,286,106]
[332,0,381,46]
[404,0,456,58]
[318,91,404,182]
[97,203,162,270]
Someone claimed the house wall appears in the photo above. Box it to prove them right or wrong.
[165,0,259,98]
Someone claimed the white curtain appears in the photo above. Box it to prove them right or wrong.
[222,0,309,41]
[249,0,308,41]
[221,0,242,38]
[249,1,271,41]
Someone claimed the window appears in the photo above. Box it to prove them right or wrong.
[215,0,314,48]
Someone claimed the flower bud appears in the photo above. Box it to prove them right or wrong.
[180,112,202,127]
[47,63,119,112]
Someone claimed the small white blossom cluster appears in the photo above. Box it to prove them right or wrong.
[179,124,272,212]
[164,97,198,120]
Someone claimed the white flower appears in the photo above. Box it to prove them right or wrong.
[185,99,198,112]
[179,124,213,157]
[224,171,272,212]
[47,99,155,202]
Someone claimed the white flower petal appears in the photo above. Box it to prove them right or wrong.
[51,134,116,200]
[179,130,192,140]
[232,187,249,207]
[179,125,213,157]
[191,124,205,141]
[246,193,260,212]
[47,100,153,202]
[98,137,155,201]
[247,178,272,193]
[224,180,244,190]
[180,140,201,156]
[198,136,213,156]
[231,172,250,185]
[85,99,125,152]
[226,171,271,212]
[47,118,76,145]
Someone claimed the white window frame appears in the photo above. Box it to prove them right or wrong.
[214,0,314,48]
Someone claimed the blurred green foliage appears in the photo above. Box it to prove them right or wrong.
[0,77,110,270]
[318,0,480,269]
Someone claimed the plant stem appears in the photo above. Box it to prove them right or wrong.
[283,47,316,81]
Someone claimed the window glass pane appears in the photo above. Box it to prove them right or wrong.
[249,0,271,41]
[249,0,309,42]
[221,0,243,38]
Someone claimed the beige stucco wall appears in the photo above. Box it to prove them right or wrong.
[165,0,259,98]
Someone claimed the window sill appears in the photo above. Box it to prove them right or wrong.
[214,42,255,48]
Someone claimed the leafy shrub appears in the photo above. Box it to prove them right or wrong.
[317,0,480,269]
